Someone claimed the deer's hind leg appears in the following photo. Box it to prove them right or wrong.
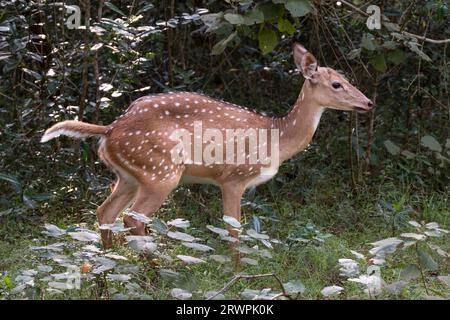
[123,173,182,235]
[97,173,138,248]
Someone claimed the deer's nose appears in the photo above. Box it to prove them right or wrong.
[368,100,375,109]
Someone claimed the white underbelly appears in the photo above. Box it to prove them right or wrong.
[246,167,278,188]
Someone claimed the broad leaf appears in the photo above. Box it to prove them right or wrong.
[209,255,231,264]
[321,285,343,297]
[246,229,270,240]
[171,288,192,300]
[361,33,376,51]
[421,135,442,152]
[206,225,229,236]
[223,215,241,228]
[204,291,225,300]
[0,173,22,193]
[408,220,422,229]
[107,274,131,282]
[167,231,197,242]
[99,222,132,233]
[104,253,128,261]
[68,231,100,242]
[124,210,151,224]
[48,281,71,291]
[400,233,426,241]
[277,18,296,35]
[384,140,400,155]
[388,49,407,65]
[241,257,259,266]
[30,243,65,252]
[350,250,365,260]
[211,31,237,55]
[182,242,214,252]
[167,218,190,229]
[258,28,278,55]
[338,258,359,277]
[176,255,205,264]
[407,42,432,62]
[283,280,305,294]
[285,0,313,17]
[105,2,126,16]
[418,248,438,271]
[224,13,245,25]
[384,280,408,295]
[400,264,421,281]
[42,224,66,237]
[371,53,387,73]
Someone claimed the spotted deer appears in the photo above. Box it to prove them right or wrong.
[41,44,374,256]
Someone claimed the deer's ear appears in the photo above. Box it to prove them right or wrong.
[293,43,318,80]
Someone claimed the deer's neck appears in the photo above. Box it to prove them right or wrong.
[274,82,324,163]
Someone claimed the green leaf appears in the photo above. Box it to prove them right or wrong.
[224,13,245,25]
[277,18,296,35]
[361,33,376,51]
[418,248,438,271]
[285,0,313,17]
[136,4,154,15]
[283,280,305,294]
[243,9,264,25]
[388,49,407,65]
[383,22,400,32]
[211,31,237,55]
[421,135,442,152]
[0,173,22,193]
[401,150,416,159]
[408,42,432,62]
[223,215,241,228]
[252,216,261,233]
[258,28,278,55]
[384,140,400,155]
[152,218,169,234]
[400,264,421,281]
[105,2,126,16]
[22,68,42,80]
[258,2,285,21]
[3,276,12,289]
[371,53,387,72]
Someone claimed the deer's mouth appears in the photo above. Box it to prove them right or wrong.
[353,106,370,113]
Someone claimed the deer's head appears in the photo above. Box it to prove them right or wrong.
[293,43,374,113]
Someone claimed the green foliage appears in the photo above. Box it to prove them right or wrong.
[0,0,448,301]
[258,28,278,55]
[284,0,313,17]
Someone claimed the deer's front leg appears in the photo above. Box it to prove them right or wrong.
[221,183,245,265]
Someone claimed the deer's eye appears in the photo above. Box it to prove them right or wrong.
[332,82,342,89]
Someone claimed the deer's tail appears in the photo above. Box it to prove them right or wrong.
[40,120,109,143]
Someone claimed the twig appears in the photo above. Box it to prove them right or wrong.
[401,31,450,45]
[207,273,292,300]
